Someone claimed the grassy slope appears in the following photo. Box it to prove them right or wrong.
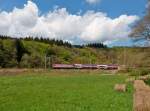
[0,72,133,111]
[22,40,150,65]
[23,40,49,56]
[2,39,150,67]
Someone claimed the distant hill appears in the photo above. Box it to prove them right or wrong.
[0,36,150,68]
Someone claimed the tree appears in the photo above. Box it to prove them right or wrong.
[15,39,30,67]
[0,40,17,68]
[46,47,56,57]
[130,0,150,42]
[86,43,107,48]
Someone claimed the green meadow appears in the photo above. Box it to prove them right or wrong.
[0,71,133,111]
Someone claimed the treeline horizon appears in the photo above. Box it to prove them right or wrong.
[1,34,150,68]
[0,35,107,68]
[0,35,107,49]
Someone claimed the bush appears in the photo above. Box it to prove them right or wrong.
[130,69,139,76]
[145,79,150,85]
[130,68,150,76]
[140,69,150,76]
[118,67,132,73]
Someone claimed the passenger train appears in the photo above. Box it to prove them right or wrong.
[52,64,118,70]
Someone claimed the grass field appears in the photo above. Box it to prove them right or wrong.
[0,70,133,111]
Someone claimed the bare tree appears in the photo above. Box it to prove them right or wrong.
[130,0,150,41]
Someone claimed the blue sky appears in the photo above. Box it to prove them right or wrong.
[0,0,148,46]
[0,0,147,18]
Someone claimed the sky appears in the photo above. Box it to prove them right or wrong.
[0,0,148,46]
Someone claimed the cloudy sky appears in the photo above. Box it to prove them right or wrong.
[0,0,147,46]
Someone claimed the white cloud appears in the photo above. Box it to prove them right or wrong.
[0,1,139,44]
[86,0,100,4]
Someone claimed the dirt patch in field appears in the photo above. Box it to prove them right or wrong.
[134,80,150,111]
[0,69,46,76]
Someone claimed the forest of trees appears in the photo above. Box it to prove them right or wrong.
[0,35,107,49]
[1,35,150,68]
[0,35,72,48]
[86,43,107,48]
[0,35,108,68]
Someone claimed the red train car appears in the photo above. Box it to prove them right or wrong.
[105,65,118,70]
[82,64,98,69]
[52,64,118,70]
[74,64,97,69]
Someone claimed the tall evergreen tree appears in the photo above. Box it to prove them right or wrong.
[15,39,30,67]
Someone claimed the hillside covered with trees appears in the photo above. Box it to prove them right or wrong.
[0,35,150,68]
